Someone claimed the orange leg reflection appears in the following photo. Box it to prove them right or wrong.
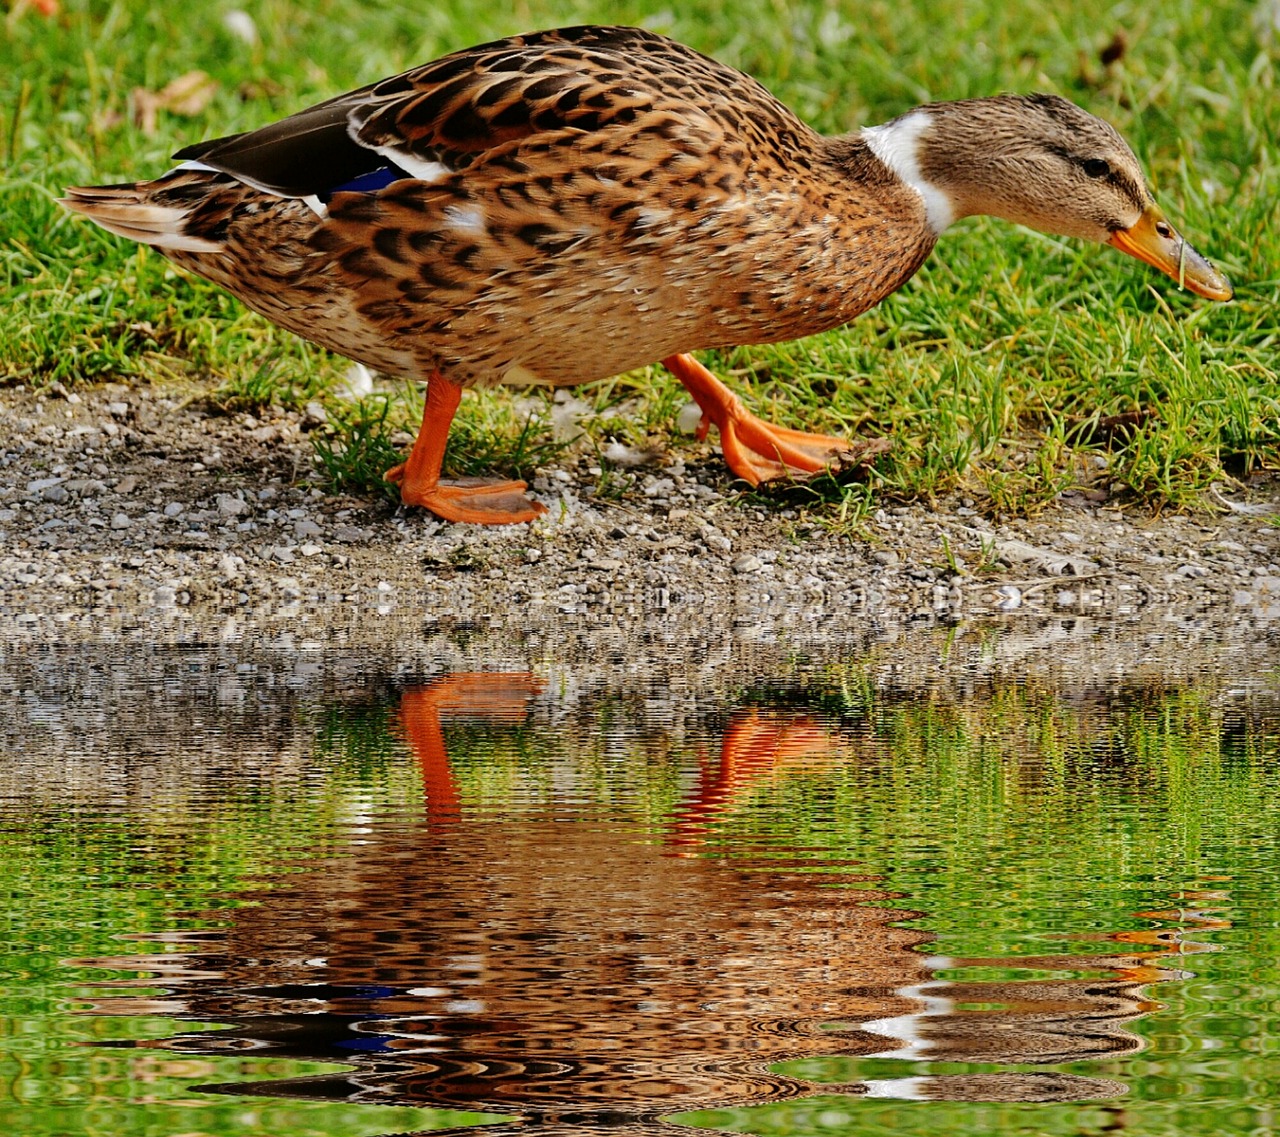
[667,708,843,854]
[397,673,544,826]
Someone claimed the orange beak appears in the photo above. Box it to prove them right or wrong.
[1108,204,1233,301]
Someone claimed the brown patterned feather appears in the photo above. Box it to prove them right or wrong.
[115,26,935,391]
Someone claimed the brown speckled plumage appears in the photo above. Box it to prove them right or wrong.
[62,25,1231,524]
[115,28,932,388]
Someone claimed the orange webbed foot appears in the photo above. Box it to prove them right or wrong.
[386,466,548,525]
[665,353,888,486]
[387,370,547,525]
[716,414,886,484]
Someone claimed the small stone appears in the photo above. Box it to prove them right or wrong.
[163,502,185,517]
[217,493,247,517]
[41,484,69,504]
[873,550,900,567]
[106,401,130,418]
[293,518,323,538]
[676,402,704,434]
[701,525,732,554]
[334,362,374,400]
[109,512,131,530]
[732,554,764,575]
[115,475,138,494]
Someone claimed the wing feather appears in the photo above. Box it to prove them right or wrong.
[166,27,808,200]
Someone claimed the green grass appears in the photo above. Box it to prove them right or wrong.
[2,0,1277,515]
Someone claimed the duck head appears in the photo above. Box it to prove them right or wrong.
[862,93,1233,301]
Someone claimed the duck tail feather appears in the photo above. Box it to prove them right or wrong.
[60,180,223,253]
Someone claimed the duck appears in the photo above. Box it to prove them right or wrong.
[61,25,1233,525]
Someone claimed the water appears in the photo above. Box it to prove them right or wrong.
[3,654,1278,1137]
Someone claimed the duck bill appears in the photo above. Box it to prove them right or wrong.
[1108,205,1233,301]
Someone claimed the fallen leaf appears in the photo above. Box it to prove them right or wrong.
[132,70,219,134]
[1065,409,1155,445]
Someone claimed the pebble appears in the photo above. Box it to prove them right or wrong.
[731,554,764,575]
[701,525,732,553]
[109,512,131,530]
[217,494,248,517]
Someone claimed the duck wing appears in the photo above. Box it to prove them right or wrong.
[173,26,812,200]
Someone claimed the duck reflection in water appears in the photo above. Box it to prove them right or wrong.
[80,674,1219,1136]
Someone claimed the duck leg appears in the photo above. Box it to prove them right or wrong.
[663,353,884,485]
[385,370,548,524]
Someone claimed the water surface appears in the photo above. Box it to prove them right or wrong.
[3,661,1278,1137]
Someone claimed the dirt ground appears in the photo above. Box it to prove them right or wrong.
[2,380,1279,652]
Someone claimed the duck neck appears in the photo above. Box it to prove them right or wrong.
[859,111,957,236]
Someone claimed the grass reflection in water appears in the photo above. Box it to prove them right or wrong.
[2,669,1277,1137]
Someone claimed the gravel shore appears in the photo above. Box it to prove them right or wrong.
[3,380,1279,647]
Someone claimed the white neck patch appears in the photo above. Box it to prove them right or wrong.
[861,111,956,235]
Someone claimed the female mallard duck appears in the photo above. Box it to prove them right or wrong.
[62,25,1232,525]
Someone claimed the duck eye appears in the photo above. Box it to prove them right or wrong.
[1155,220,1174,239]
[1082,158,1111,179]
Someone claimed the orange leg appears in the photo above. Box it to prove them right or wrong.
[662,352,889,485]
[385,371,548,524]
